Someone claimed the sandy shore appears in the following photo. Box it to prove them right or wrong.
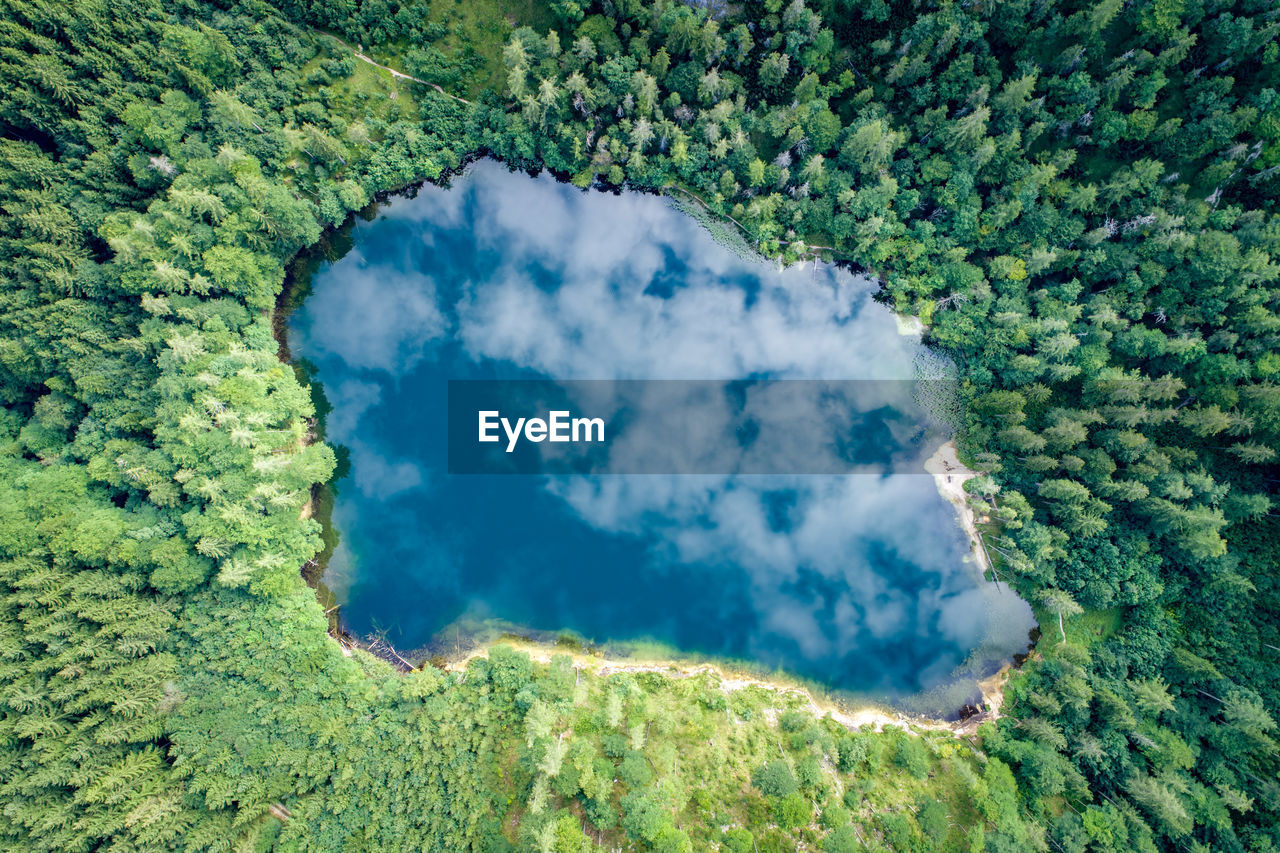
[440,638,1006,734]
[924,440,990,573]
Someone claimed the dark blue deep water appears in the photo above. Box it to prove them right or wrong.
[289,160,1034,707]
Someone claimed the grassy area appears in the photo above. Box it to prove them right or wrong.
[1071,607,1123,643]
[296,38,422,129]
[497,647,1022,852]
[426,0,558,96]
[301,0,556,103]
[1023,592,1120,650]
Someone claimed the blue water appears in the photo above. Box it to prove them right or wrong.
[289,160,1034,704]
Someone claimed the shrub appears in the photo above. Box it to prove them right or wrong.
[773,792,813,830]
[753,761,799,798]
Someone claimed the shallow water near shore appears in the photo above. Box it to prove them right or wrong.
[288,159,1034,710]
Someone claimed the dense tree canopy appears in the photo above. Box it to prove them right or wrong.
[0,0,1277,850]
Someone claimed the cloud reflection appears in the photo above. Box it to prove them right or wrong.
[289,160,1034,699]
[326,380,425,500]
[294,249,448,374]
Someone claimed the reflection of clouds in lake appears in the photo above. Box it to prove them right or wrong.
[295,249,448,374]
[300,161,949,383]
[542,472,1022,685]
[448,163,926,380]
[327,380,425,500]
[456,240,913,381]
[325,379,381,441]
[441,164,1017,679]
[347,445,424,500]
[292,160,1034,695]
[301,161,945,382]
[546,379,941,475]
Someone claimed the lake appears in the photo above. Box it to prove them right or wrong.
[288,160,1034,710]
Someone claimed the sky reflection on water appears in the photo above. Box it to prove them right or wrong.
[289,160,1034,706]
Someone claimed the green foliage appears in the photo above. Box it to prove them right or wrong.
[1,0,1278,849]
[892,734,931,780]
[753,760,799,798]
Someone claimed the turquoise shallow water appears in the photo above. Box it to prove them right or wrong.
[289,160,1034,704]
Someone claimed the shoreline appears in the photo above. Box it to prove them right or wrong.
[271,164,1016,738]
[443,636,1008,736]
[924,439,991,574]
[334,432,1022,734]
[425,434,1018,738]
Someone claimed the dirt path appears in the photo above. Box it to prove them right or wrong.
[311,28,471,105]
[351,51,471,105]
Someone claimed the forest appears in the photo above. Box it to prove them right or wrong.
[0,0,1277,850]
